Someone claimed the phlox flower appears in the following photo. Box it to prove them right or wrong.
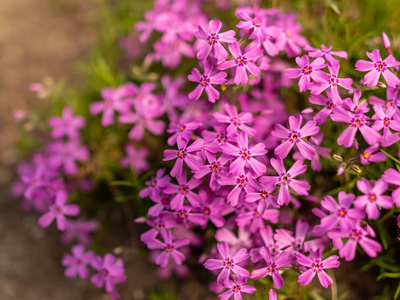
[47,140,89,175]
[250,247,292,289]
[188,60,227,103]
[38,190,80,231]
[236,203,279,233]
[167,119,202,146]
[218,42,263,85]
[164,205,207,228]
[260,158,310,206]
[60,219,100,246]
[285,55,326,92]
[197,189,228,228]
[245,180,278,214]
[213,103,256,137]
[304,44,348,61]
[218,277,256,300]
[146,230,190,267]
[382,168,400,207]
[236,11,265,42]
[203,241,250,284]
[62,245,94,279]
[355,49,400,87]
[215,227,252,252]
[354,178,392,220]
[218,172,256,207]
[48,107,85,140]
[372,105,400,145]
[278,13,309,57]
[274,220,310,255]
[195,20,236,61]
[163,170,202,211]
[139,168,171,200]
[309,90,336,125]
[193,153,229,191]
[360,144,386,165]
[296,249,340,288]
[119,144,149,175]
[271,114,320,160]
[221,132,267,175]
[138,213,180,242]
[91,254,127,298]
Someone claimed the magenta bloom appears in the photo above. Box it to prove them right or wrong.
[261,158,310,206]
[221,132,267,175]
[194,153,229,191]
[218,172,255,207]
[296,249,340,288]
[163,170,202,211]
[213,103,256,137]
[245,181,278,214]
[354,178,393,219]
[47,140,89,175]
[316,192,364,234]
[203,242,250,284]
[48,107,85,140]
[285,55,326,92]
[304,44,348,61]
[120,144,149,175]
[219,277,256,300]
[274,220,310,255]
[167,120,201,146]
[356,49,400,87]
[372,105,400,145]
[146,230,190,267]
[60,219,99,246]
[38,190,80,231]
[62,245,94,279]
[330,92,381,147]
[382,168,400,207]
[360,144,386,165]
[89,83,136,126]
[236,11,265,42]
[91,254,127,295]
[309,90,336,125]
[188,61,227,103]
[250,247,292,289]
[272,114,320,160]
[195,20,236,61]
[163,138,204,178]
[218,42,263,85]
[139,168,171,200]
[310,61,353,105]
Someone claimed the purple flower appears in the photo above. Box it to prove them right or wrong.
[250,247,292,289]
[213,103,256,137]
[119,144,149,175]
[261,158,310,206]
[218,172,255,207]
[48,107,85,140]
[38,190,80,231]
[195,20,236,61]
[163,170,202,211]
[354,178,393,219]
[296,249,340,288]
[194,153,229,191]
[60,219,99,246]
[89,83,137,126]
[236,203,279,233]
[221,132,267,175]
[204,241,250,284]
[146,230,190,267]
[310,61,353,105]
[163,138,204,178]
[236,11,265,42]
[355,49,400,87]
[91,254,127,296]
[360,144,386,165]
[188,60,227,103]
[309,90,337,125]
[272,114,320,160]
[218,42,263,85]
[382,168,400,207]
[372,105,400,145]
[197,189,228,228]
[167,119,201,146]
[304,44,348,61]
[47,140,89,175]
[315,192,364,235]
[274,220,310,255]
[218,277,256,300]
[285,55,326,92]
[245,180,278,214]
[139,168,171,200]
[62,245,94,279]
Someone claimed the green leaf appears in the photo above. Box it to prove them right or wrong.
[111,181,135,187]
[381,272,400,278]
[380,149,400,165]
[376,222,390,250]
[326,0,341,14]
[394,281,400,299]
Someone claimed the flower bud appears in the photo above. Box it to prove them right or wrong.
[333,154,343,163]
[382,32,391,51]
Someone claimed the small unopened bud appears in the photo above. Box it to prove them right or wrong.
[337,163,346,176]
[382,32,391,53]
[333,154,343,163]
[350,165,362,174]
[301,107,314,114]
[377,81,387,89]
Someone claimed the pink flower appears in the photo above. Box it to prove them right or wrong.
[271,114,320,160]
[48,107,85,140]
[195,20,236,60]
[120,144,149,175]
[304,44,348,61]
[188,60,227,103]
[146,230,190,267]
[213,103,256,137]
[382,168,400,207]
[236,11,265,42]
[221,132,267,175]
[296,249,340,288]
[218,42,263,85]
[308,90,336,125]
[219,277,256,300]
[372,105,400,145]
[285,55,326,92]
[38,190,80,231]
[355,49,400,87]
[204,241,250,284]
[62,245,95,279]
[360,144,386,165]
[260,158,310,206]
